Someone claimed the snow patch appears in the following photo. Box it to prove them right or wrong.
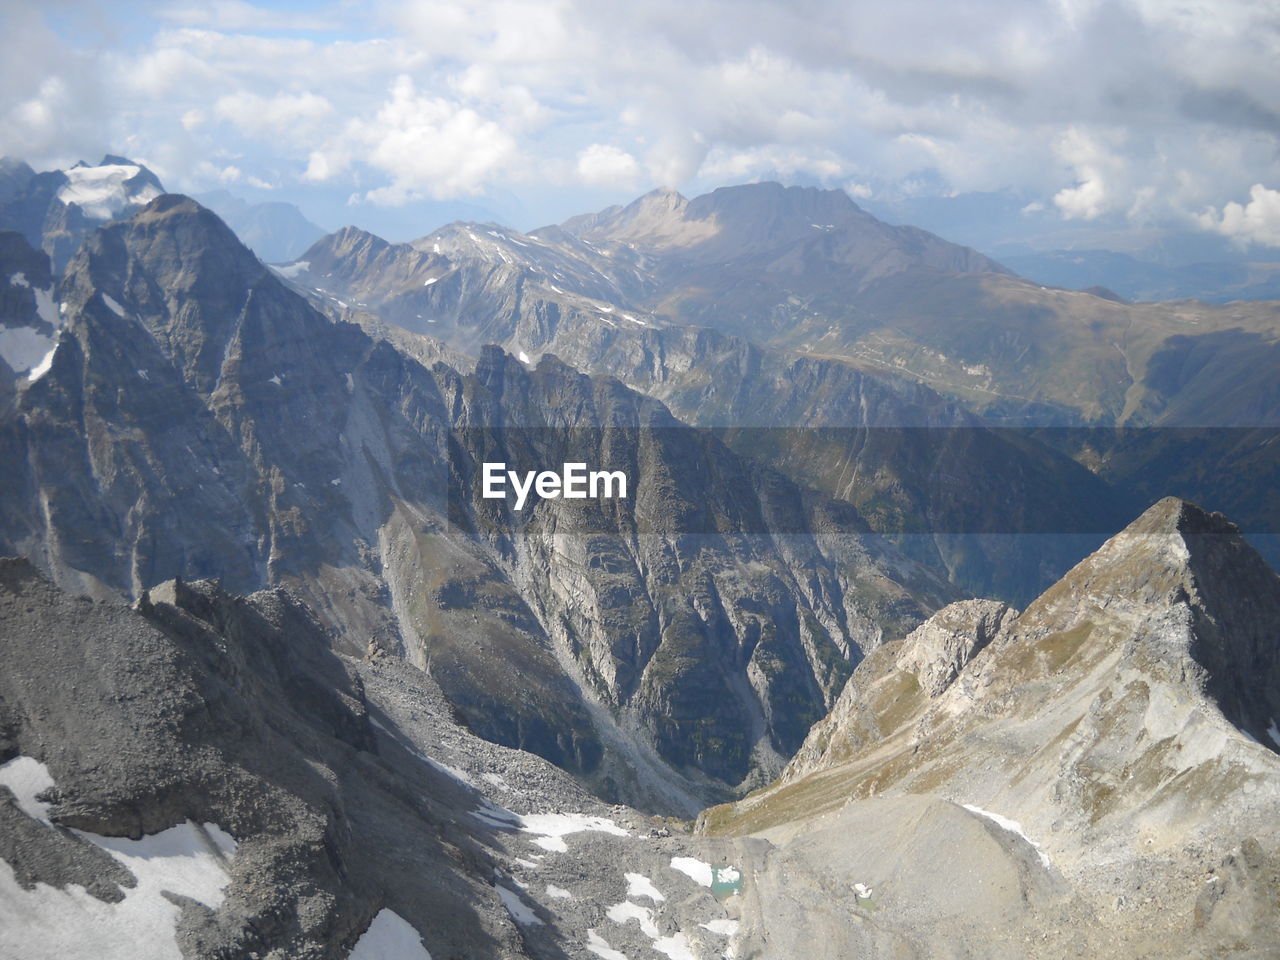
[57,164,160,220]
[27,342,58,382]
[102,294,126,317]
[546,883,573,899]
[586,929,629,960]
[625,872,664,902]
[496,884,542,926]
[0,755,56,822]
[962,804,1051,868]
[1268,718,1280,748]
[606,901,660,938]
[519,812,628,850]
[518,351,531,364]
[349,908,433,960]
[0,326,56,376]
[470,797,523,830]
[653,932,697,960]
[701,918,739,936]
[269,374,282,386]
[10,271,28,287]
[670,856,714,887]
[34,287,59,329]
[0,755,239,960]
[469,803,627,854]
[80,821,237,909]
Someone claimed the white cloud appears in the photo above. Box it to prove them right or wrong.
[160,1,339,33]
[700,145,847,183]
[576,144,641,188]
[1051,127,1126,221]
[313,75,519,203]
[4,0,1280,236]
[1198,185,1280,248]
[213,90,332,137]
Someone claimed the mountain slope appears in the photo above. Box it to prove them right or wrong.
[0,194,952,803]
[557,182,1280,428]
[284,214,1139,604]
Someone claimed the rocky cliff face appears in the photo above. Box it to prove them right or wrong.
[706,497,1280,957]
[0,231,59,399]
[0,195,953,804]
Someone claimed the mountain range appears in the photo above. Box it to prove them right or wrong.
[0,158,1277,958]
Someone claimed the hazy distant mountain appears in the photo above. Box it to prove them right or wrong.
[554,183,1280,428]
[1003,248,1280,303]
[196,189,326,262]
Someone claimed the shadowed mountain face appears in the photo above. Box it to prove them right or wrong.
[0,194,956,803]
[0,558,523,959]
[703,497,1280,957]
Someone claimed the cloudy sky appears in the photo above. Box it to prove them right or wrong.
[3,0,1280,253]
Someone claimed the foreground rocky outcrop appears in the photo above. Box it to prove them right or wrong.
[702,498,1280,958]
[0,559,754,960]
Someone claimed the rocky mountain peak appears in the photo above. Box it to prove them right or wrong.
[684,180,859,223]
[57,194,282,396]
[960,495,1280,766]
[324,224,391,258]
[1125,494,1241,538]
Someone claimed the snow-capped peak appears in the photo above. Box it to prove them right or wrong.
[56,162,162,220]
